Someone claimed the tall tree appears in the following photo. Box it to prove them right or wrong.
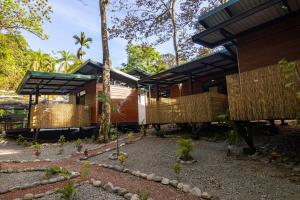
[57,50,76,73]
[0,0,52,39]
[109,0,228,62]
[121,44,166,74]
[29,49,50,71]
[73,32,93,61]
[99,0,111,141]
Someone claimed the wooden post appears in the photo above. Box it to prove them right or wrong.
[35,87,39,105]
[27,94,32,128]
[188,73,193,95]
[155,83,159,102]
[155,83,160,130]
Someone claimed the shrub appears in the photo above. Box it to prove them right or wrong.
[81,161,91,180]
[34,142,41,156]
[90,135,96,142]
[173,163,182,175]
[83,137,89,143]
[140,125,146,136]
[23,140,32,147]
[137,190,149,200]
[58,135,66,147]
[118,154,126,165]
[16,134,24,145]
[58,147,64,155]
[75,139,83,152]
[177,138,193,161]
[155,130,166,138]
[0,134,4,143]
[45,166,71,179]
[127,132,135,143]
[56,180,77,200]
[98,135,105,143]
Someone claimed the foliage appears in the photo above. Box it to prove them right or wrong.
[45,166,71,179]
[16,134,25,145]
[118,154,126,165]
[121,44,166,74]
[155,130,166,138]
[58,135,66,147]
[34,142,41,156]
[57,50,77,73]
[0,0,52,39]
[0,109,6,117]
[0,133,4,143]
[81,161,91,180]
[90,135,96,142]
[23,140,32,147]
[140,125,146,136]
[177,138,193,161]
[73,32,93,60]
[173,163,182,175]
[75,138,83,152]
[28,49,56,72]
[279,59,300,98]
[127,132,135,143]
[98,135,105,143]
[56,180,77,200]
[110,127,119,140]
[58,147,64,155]
[137,190,149,200]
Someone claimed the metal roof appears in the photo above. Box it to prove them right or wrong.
[138,49,237,87]
[16,71,96,95]
[73,59,139,82]
[193,0,300,48]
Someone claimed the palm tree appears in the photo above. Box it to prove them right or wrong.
[57,50,76,73]
[30,49,48,71]
[73,32,92,61]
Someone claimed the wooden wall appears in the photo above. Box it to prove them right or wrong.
[30,104,91,129]
[85,81,98,123]
[237,14,300,72]
[146,92,228,124]
[226,60,300,120]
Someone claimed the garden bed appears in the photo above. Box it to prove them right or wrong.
[88,136,300,200]
[38,183,125,200]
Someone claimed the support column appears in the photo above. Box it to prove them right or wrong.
[27,94,32,128]
[155,83,159,102]
[188,73,193,95]
[35,87,39,105]
[155,83,160,131]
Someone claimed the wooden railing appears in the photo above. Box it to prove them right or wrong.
[30,104,91,129]
[146,92,228,124]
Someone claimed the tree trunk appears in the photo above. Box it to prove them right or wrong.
[99,0,111,141]
[170,0,179,66]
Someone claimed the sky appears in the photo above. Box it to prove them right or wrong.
[22,0,175,69]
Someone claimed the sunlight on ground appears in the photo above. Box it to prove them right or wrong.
[0,149,22,155]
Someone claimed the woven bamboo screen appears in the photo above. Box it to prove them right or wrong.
[146,92,228,124]
[226,60,300,120]
[30,104,91,129]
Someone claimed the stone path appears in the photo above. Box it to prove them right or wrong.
[0,136,200,200]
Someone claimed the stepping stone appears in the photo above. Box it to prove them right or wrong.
[190,187,202,197]
[161,178,170,185]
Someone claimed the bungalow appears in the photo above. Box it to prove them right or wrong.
[16,60,144,136]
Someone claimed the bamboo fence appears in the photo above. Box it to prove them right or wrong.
[146,92,228,124]
[30,104,91,129]
[226,60,300,120]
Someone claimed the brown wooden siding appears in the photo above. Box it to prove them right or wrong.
[237,14,300,72]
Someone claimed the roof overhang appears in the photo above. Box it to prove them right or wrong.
[16,71,96,95]
[192,0,300,48]
[138,49,238,87]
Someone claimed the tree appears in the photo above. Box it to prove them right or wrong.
[109,0,228,62]
[29,49,55,72]
[161,53,177,69]
[121,44,166,74]
[73,32,93,61]
[0,0,52,39]
[57,50,76,73]
[0,33,31,89]
[99,0,111,141]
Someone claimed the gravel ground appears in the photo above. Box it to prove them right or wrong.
[88,136,300,200]
[0,171,46,192]
[38,183,125,200]
[0,139,101,161]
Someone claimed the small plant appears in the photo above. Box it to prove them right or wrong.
[177,138,193,161]
[34,142,41,156]
[0,134,4,143]
[90,135,96,142]
[58,147,64,155]
[56,180,77,200]
[137,190,149,200]
[155,130,166,138]
[75,138,83,152]
[45,166,71,179]
[98,135,105,143]
[81,161,91,180]
[23,140,32,147]
[58,135,66,147]
[127,132,135,143]
[16,134,24,145]
[173,163,182,180]
[140,124,146,136]
[83,137,89,143]
[118,154,126,165]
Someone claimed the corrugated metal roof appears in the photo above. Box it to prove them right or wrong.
[139,49,237,86]
[193,0,300,48]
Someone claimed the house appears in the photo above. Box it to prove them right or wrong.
[192,0,300,121]
[16,60,143,134]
